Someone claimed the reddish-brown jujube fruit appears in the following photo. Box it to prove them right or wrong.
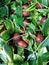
[13,33,20,41]
[22,11,29,17]
[23,39,29,44]
[36,33,44,43]
[40,17,46,23]
[18,40,27,48]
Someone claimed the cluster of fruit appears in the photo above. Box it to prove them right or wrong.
[12,0,47,48]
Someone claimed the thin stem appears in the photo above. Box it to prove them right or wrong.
[36,1,48,9]
[7,34,24,43]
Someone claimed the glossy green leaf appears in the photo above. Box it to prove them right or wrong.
[38,36,49,49]
[12,15,24,27]
[0,19,3,24]
[37,9,49,16]
[14,54,23,62]
[0,38,6,49]
[4,44,14,62]
[8,62,14,65]
[37,0,48,6]
[16,0,22,5]
[42,0,48,6]
[0,49,8,63]
[28,23,36,32]
[0,0,11,6]
[0,6,9,18]
[11,2,16,10]
[28,39,33,50]
[38,47,47,56]
[1,30,10,40]
[4,0,11,5]
[21,0,27,3]
[23,61,29,65]
[42,18,49,36]
[38,56,43,65]
[16,6,22,17]
[11,14,24,32]
[40,52,49,62]
[0,25,4,31]
[4,19,14,34]
[17,47,24,55]
[29,59,37,65]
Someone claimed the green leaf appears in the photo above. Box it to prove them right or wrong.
[40,52,49,62]
[0,25,4,31]
[0,0,11,6]
[28,39,33,50]
[0,19,3,24]
[4,19,14,34]
[8,62,14,65]
[0,49,8,63]
[42,18,49,36]
[16,0,22,5]
[20,0,27,4]
[11,2,16,10]
[17,47,24,55]
[29,59,37,65]
[23,61,29,65]
[16,6,22,17]
[0,64,7,65]
[37,9,49,16]
[8,62,18,65]
[14,54,23,62]
[0,6,9,18]
[14,54,24,65]
[42,0,48,6]
[0,38,6,49]
[12,15,24,27]
[4,0,11,5]
[38,36,49,49]
[11,15,24,33]
[38,56,43,65]
[37,0,48,6]
[38,47,47,56]
[1,30,10,40]
[28,23,36,32]
[4,44,14,62]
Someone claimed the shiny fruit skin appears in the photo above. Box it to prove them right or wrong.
[23,11,29,17]
[40,17,46,23]
[36,33,44,43]
[18,40,27,48]
[23,39,29,44]
[13,33,20,41]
